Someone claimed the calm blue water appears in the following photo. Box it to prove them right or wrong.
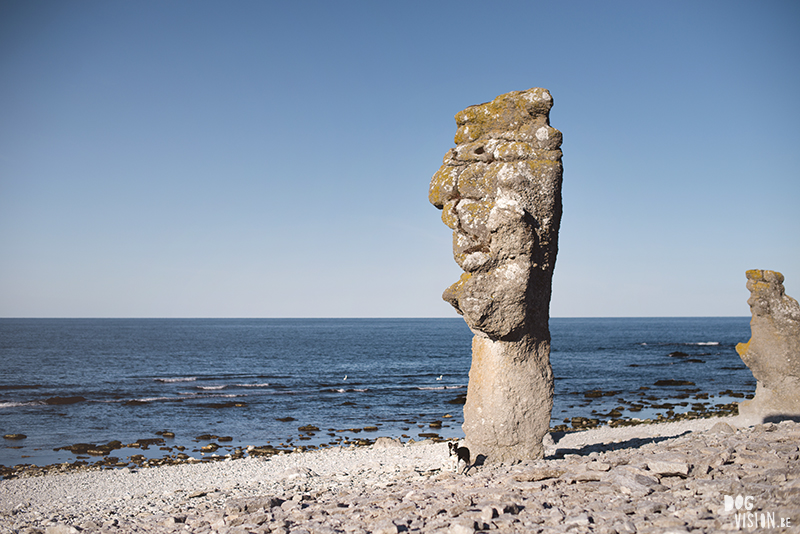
[0,318,754,467]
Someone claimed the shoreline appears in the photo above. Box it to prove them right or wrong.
[1,408,740,480]
[2,415,798,533]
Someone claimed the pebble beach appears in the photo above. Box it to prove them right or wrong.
[2,415,798,534]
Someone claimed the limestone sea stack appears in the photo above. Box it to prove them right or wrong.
[736,269,800,424]
[429,88,563,462]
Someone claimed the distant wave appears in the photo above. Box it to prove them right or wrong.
[416,385,466,390]
[155,377,197,383]
[640,341,720,347]
[0,401,39,408]
[182,392,241,398]
[112,392,244,405]
[235,383,270,388]
[196,385,226,390]
[124,396,179,404]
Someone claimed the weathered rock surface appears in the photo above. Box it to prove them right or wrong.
[736,269,800,424]
[429,88,563,463]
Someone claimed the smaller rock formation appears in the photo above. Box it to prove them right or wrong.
[736,269,800,424]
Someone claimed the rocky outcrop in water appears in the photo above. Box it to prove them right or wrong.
[429,88,563,462]
[736,269,800,424]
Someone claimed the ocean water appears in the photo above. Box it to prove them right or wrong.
[0,317,754,467]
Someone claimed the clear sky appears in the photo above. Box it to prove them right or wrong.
[1,1,798,318]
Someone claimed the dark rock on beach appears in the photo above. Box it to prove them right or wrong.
[59,443,95,454]
[247,446,281,457]
[131,438,165,449]
[570,417,600,429]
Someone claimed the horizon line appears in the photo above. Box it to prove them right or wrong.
[0,315,751,320]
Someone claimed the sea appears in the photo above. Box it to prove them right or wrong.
[0,317,755,468]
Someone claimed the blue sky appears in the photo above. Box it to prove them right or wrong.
[1,1,798,318]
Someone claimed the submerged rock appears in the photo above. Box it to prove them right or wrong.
[430,88,563,462]
[44,396,86,405]
[736,269,800,424]
[654,380,696,387]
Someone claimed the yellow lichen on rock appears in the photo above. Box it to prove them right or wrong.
[441,200,460,230]
[428,165,460,208]
[493,141,536,161]
[735,339,750,356]
[456,163,493,201]
[454,89,556,145]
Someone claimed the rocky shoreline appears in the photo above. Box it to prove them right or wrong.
[1,405,742,481]
[1,415,798,533]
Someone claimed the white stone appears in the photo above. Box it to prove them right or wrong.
[535,127,550,141]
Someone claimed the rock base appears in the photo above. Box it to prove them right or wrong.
[463,335,553,463]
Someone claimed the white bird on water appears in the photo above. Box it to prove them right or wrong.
[343,375,348,381]
[436,375,443,381]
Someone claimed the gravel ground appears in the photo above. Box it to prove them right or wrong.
[1,415,798,533]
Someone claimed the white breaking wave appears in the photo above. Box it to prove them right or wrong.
[688,342,720,346]
[196,385,226,390]
[154,377,197,383]
[128,396,176,403]
[0,401,38,408]
[235,383,270,388]
[416,385,466,390]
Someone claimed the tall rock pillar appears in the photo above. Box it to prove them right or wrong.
[429,88,563,462]
[736,269,800,424]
